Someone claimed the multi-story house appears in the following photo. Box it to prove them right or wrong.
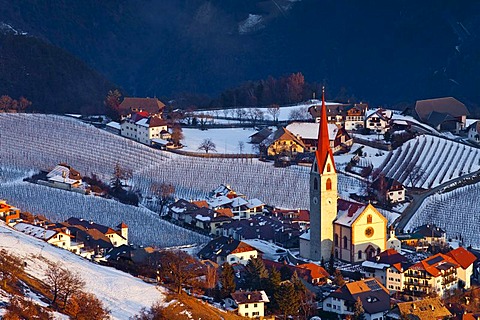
[446,247,477,289]
[198,236,258,266]
[309,102,368,131]
[226,290,269,318]
[362,249,410,293]
[403,253,459,297]
[121,112,168,145]
[365,109,393,134]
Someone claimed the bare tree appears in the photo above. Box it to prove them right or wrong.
[238,141,245,154]
[104,89,122,119]
[45,263,85,308]
[267,104,281,123]
[151,182,175,216]
[111,162,133,191]
[157,250,204,294]
[197,139,217,154]
[405,164,426,188]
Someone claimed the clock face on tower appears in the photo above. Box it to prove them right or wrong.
[365,227,374,238]
[313,197,318,205]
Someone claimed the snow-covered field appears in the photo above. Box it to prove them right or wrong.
[181,127,257,153]
[405,183,480,249]
[380,134,480,188]
[0,221,164,319]
[194,100,341,122]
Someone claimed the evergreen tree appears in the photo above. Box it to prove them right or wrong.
[275,282,300,319]
[353,297,366,320]
[219,263,236,299]
[245,257,268,290]
[265,267,281,309]
[279,265,293,281]
[328,253,335,275]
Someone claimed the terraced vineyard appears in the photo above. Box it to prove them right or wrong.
[379,135,480,188]
[405,183,480,249]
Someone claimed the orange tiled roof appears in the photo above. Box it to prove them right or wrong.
[215,208,234,218]
[296,263,329,279]
[192,200,209,208]
[446,247,477,270]
[411,253,460,277]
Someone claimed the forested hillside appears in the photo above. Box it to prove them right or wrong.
[1,0,480,113]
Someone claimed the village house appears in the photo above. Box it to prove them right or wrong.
[263,259,330,286]
[365,108,393,134]
[285,121,353,154]
[226,290,269,318]
[206,195,265,220]
[0,200,20,225]
[414,96,469,133]
[13,222,73,250]
[387,297,452,320]
[371,176,406,204]
[403,252,460,297]
[198,236,258,266]
[322,278,390,320]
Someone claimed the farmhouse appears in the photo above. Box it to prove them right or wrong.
[44,163,85,192]
[415,97,469,133]
[266,127,306,157]
[118,97,165,116]
[388,297,452,320]
[300,89,387,263]
[285,121,352,154]
[62,217,128,248]
[322,278,390,320]
[120,112,168,145]
[198,236,258,265]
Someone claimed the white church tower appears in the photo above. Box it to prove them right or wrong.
[309,87,338,261]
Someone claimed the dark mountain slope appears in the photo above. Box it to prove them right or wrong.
[1,0,480,112]
[0,33,116,114]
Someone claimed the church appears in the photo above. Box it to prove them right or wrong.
[299,88,387,263]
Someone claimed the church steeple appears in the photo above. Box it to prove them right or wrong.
[316,86,336,173]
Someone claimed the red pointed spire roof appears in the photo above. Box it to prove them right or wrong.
[315,87,336,171]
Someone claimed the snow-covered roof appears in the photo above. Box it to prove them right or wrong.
[106,121,121,130]
[247,198,264,209]
[231,197,248,208]
[207,196,233,208]
[335,200,366,227]
[135,118,150,127]
[195,214,211,222]
[286,122,339,140]
[47,175,80,185]
[14,222,57,241]
[299,229,310,240]
[47,164,82,186]
[361,260,391,270]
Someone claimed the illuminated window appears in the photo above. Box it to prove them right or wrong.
[367,214,372,224]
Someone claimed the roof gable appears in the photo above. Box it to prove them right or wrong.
[415,97,469,121]
[446,247,477,269]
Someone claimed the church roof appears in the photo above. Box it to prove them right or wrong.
[335,199,366,227]
[315,88,336,171]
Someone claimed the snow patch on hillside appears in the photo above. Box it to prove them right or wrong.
[0,221,164,319]
[238,14,264,34]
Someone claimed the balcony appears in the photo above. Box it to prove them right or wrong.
[405,273,432,280]
[404,281,430,288]
[442,275,457,286]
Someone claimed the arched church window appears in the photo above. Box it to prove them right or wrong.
[335,249,339,259]
[314,178,318,191]
[334,234,339,246]
[343,236,348,249]
[326,178,332,190]
[358,250,362,260]
[367,214,372,224]
[327,164,331,172]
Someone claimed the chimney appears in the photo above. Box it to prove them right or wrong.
[247,294,251,299]
[430,305,434,311]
